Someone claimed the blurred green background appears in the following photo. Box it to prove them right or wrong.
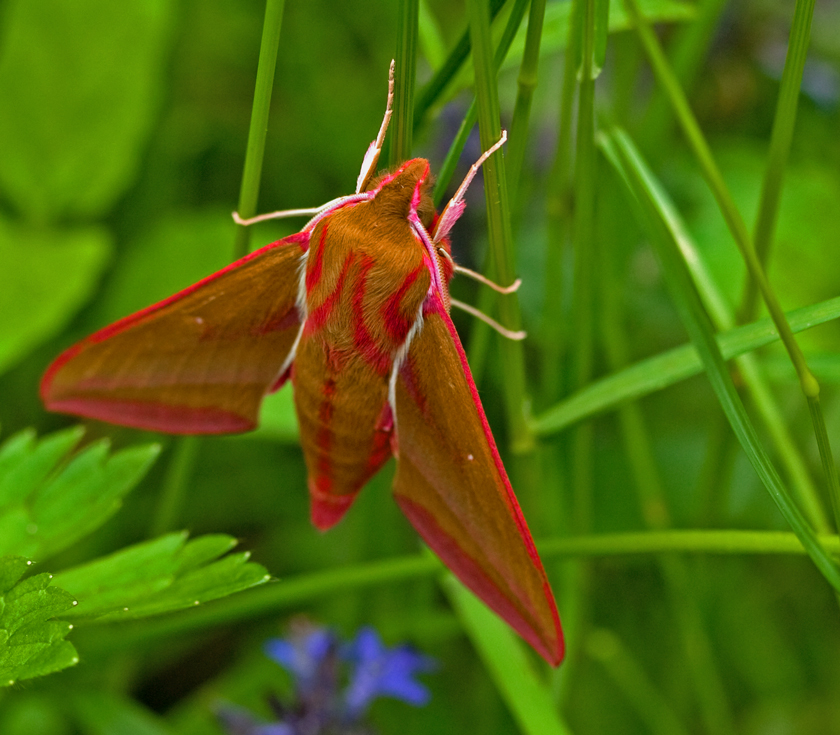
[1,0,840,732]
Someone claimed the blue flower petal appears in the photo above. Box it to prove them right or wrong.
[343,627,436,717]
[264,628,335,687]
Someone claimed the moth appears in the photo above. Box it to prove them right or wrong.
[41,63,564,665]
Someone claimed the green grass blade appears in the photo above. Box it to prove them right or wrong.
[388,0,419,165]
[740,0,815,321]
[233,0,286,259]
[624,0,818,401]
[532,295,840,435]
[467,0,532,451]
[413,0,507,129]
[594,136,830,530]
[601,127,840,591]
[587,629,691,735]
[507,0,547,197]
[433,0,530,205]
[443,574,572,735]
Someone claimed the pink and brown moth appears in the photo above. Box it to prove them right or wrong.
[41,62,564,665]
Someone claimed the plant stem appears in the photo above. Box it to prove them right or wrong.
[467,0,532,452]
[233,0,286,259]
[625,0,840,532]
[389,0,419,166]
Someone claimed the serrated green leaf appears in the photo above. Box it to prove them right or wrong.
[0,218,110,376]
[53,533,269,621]
[0,556,35,595]
[0,0,173,221]
[0,426,85,508]
[0,428,159,560]
[0,556,78,685]
[174,534,238,574]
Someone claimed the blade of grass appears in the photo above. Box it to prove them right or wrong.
[601,126,840,591]
[599,236,735,733]
[433,0,530,207]
[233,0,286,259]
[389,0,420,166]
[739,0,816,323]
[443,574,572,735]
[414,0,507,129]
[154,0,286,538]
[539,0,580,406]
[77,529,840,655]
[587,629,691,735]
[532,296,840,435]
[506,0,547,197]
[597,139,830,530]
[467,0,532,452]
[625,0,840,532]
[418,0,446,70]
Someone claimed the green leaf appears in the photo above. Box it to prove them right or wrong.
[52,532,270,621]
[0,216,110,376]
[442,574,571,735]
[532,295,840,435]
[0,428,160,559]
[0,0,173,221]
[0,555,78,686]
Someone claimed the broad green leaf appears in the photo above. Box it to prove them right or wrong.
[531,295,840,434]
[0,555,78,686]
[53,532,270,621]
[442,574,571,735]
[0,0,173,221]
[0,216,110,376]
[0,428,160,560]
[71,691,174,735]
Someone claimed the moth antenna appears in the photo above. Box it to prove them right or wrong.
[438,248,521,294]
[356,59,395,194]
[432,131,508,244]
[233,207,323,226]
[449,298,526,341]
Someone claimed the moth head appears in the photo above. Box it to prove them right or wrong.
[364,158,437,231]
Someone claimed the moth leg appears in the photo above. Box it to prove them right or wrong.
[436,247,521,294]
[432,131,508,244]
[449,298,526,341]
[232,207,323,226]
[355,59,395,194]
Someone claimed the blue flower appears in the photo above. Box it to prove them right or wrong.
[342,627,437,718]
[219,623,436,735]
[264,627,336,694]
